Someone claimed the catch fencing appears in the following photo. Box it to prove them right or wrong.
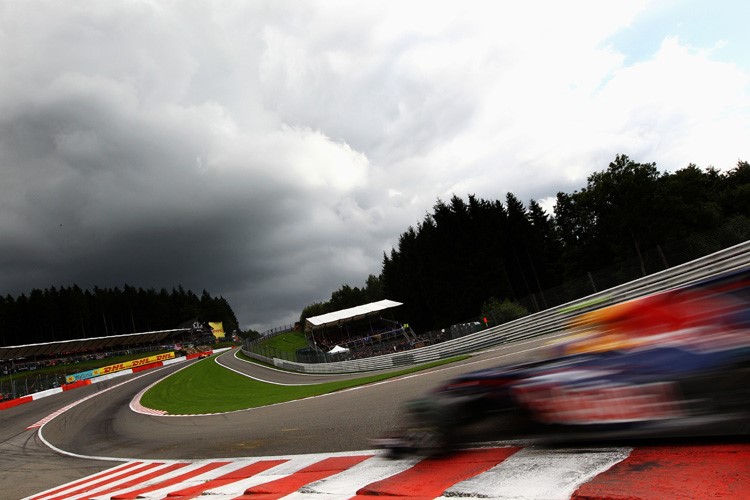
[242,239,750,374]
[0,372,67,402]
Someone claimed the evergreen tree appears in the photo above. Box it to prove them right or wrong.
[0,285,240,346]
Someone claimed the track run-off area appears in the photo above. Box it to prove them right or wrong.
[1,337,748,500]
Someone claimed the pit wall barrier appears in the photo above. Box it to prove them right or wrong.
[242,240,750,374]
[0,395,33,410]
[132,362,164,373]
[186,351,213,360]
[0,348,231,411]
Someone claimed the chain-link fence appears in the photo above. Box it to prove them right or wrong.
[260,324,296,337]
[244,326,423,364]
[0,372,67,401]
[513,228,750,317]
[246,323,467,365]
[243,344,299,362]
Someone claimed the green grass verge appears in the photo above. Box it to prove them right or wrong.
[251,330,309,355]
[140,353,468,414]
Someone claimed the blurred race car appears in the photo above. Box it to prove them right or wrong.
[377,267,750,455]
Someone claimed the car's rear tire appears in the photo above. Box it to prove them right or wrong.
[405,425,450,455]
[403,402,457,455]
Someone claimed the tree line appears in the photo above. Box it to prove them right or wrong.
[0,284,239,347]
[306,155,750,332]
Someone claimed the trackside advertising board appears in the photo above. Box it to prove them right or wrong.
[65,352,176,383]
[209,321,225,339]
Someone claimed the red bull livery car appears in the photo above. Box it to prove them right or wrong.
[378,267,750,455]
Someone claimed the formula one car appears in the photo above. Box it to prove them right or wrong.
[377,267,750,455]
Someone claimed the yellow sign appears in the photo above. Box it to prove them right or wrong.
[65,352,175,383]
[209,321,225,339]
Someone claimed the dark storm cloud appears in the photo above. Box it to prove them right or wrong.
[0,51,380,329]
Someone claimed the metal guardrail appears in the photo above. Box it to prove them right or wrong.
[242,240,750,374]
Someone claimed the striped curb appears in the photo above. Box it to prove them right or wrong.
[24,443,750,499]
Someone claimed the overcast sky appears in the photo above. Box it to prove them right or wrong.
[1,1,748,332]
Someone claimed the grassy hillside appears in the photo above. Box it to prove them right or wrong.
[140,353,466,414]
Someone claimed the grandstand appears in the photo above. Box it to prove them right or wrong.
[302,299,424,358]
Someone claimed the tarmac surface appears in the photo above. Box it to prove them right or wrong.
[0,339,550,498]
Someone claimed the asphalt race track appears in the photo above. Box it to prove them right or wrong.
[0,339,546,498]
[41,343,544,459]
[3,338,749,499]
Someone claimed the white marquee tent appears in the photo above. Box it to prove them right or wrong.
[327,345,350,354]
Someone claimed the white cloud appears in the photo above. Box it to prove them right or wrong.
[588,36,750,171]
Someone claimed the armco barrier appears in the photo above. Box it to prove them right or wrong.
[243,240,750,374]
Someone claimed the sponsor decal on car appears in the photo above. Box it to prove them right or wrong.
[513,381,684,424]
